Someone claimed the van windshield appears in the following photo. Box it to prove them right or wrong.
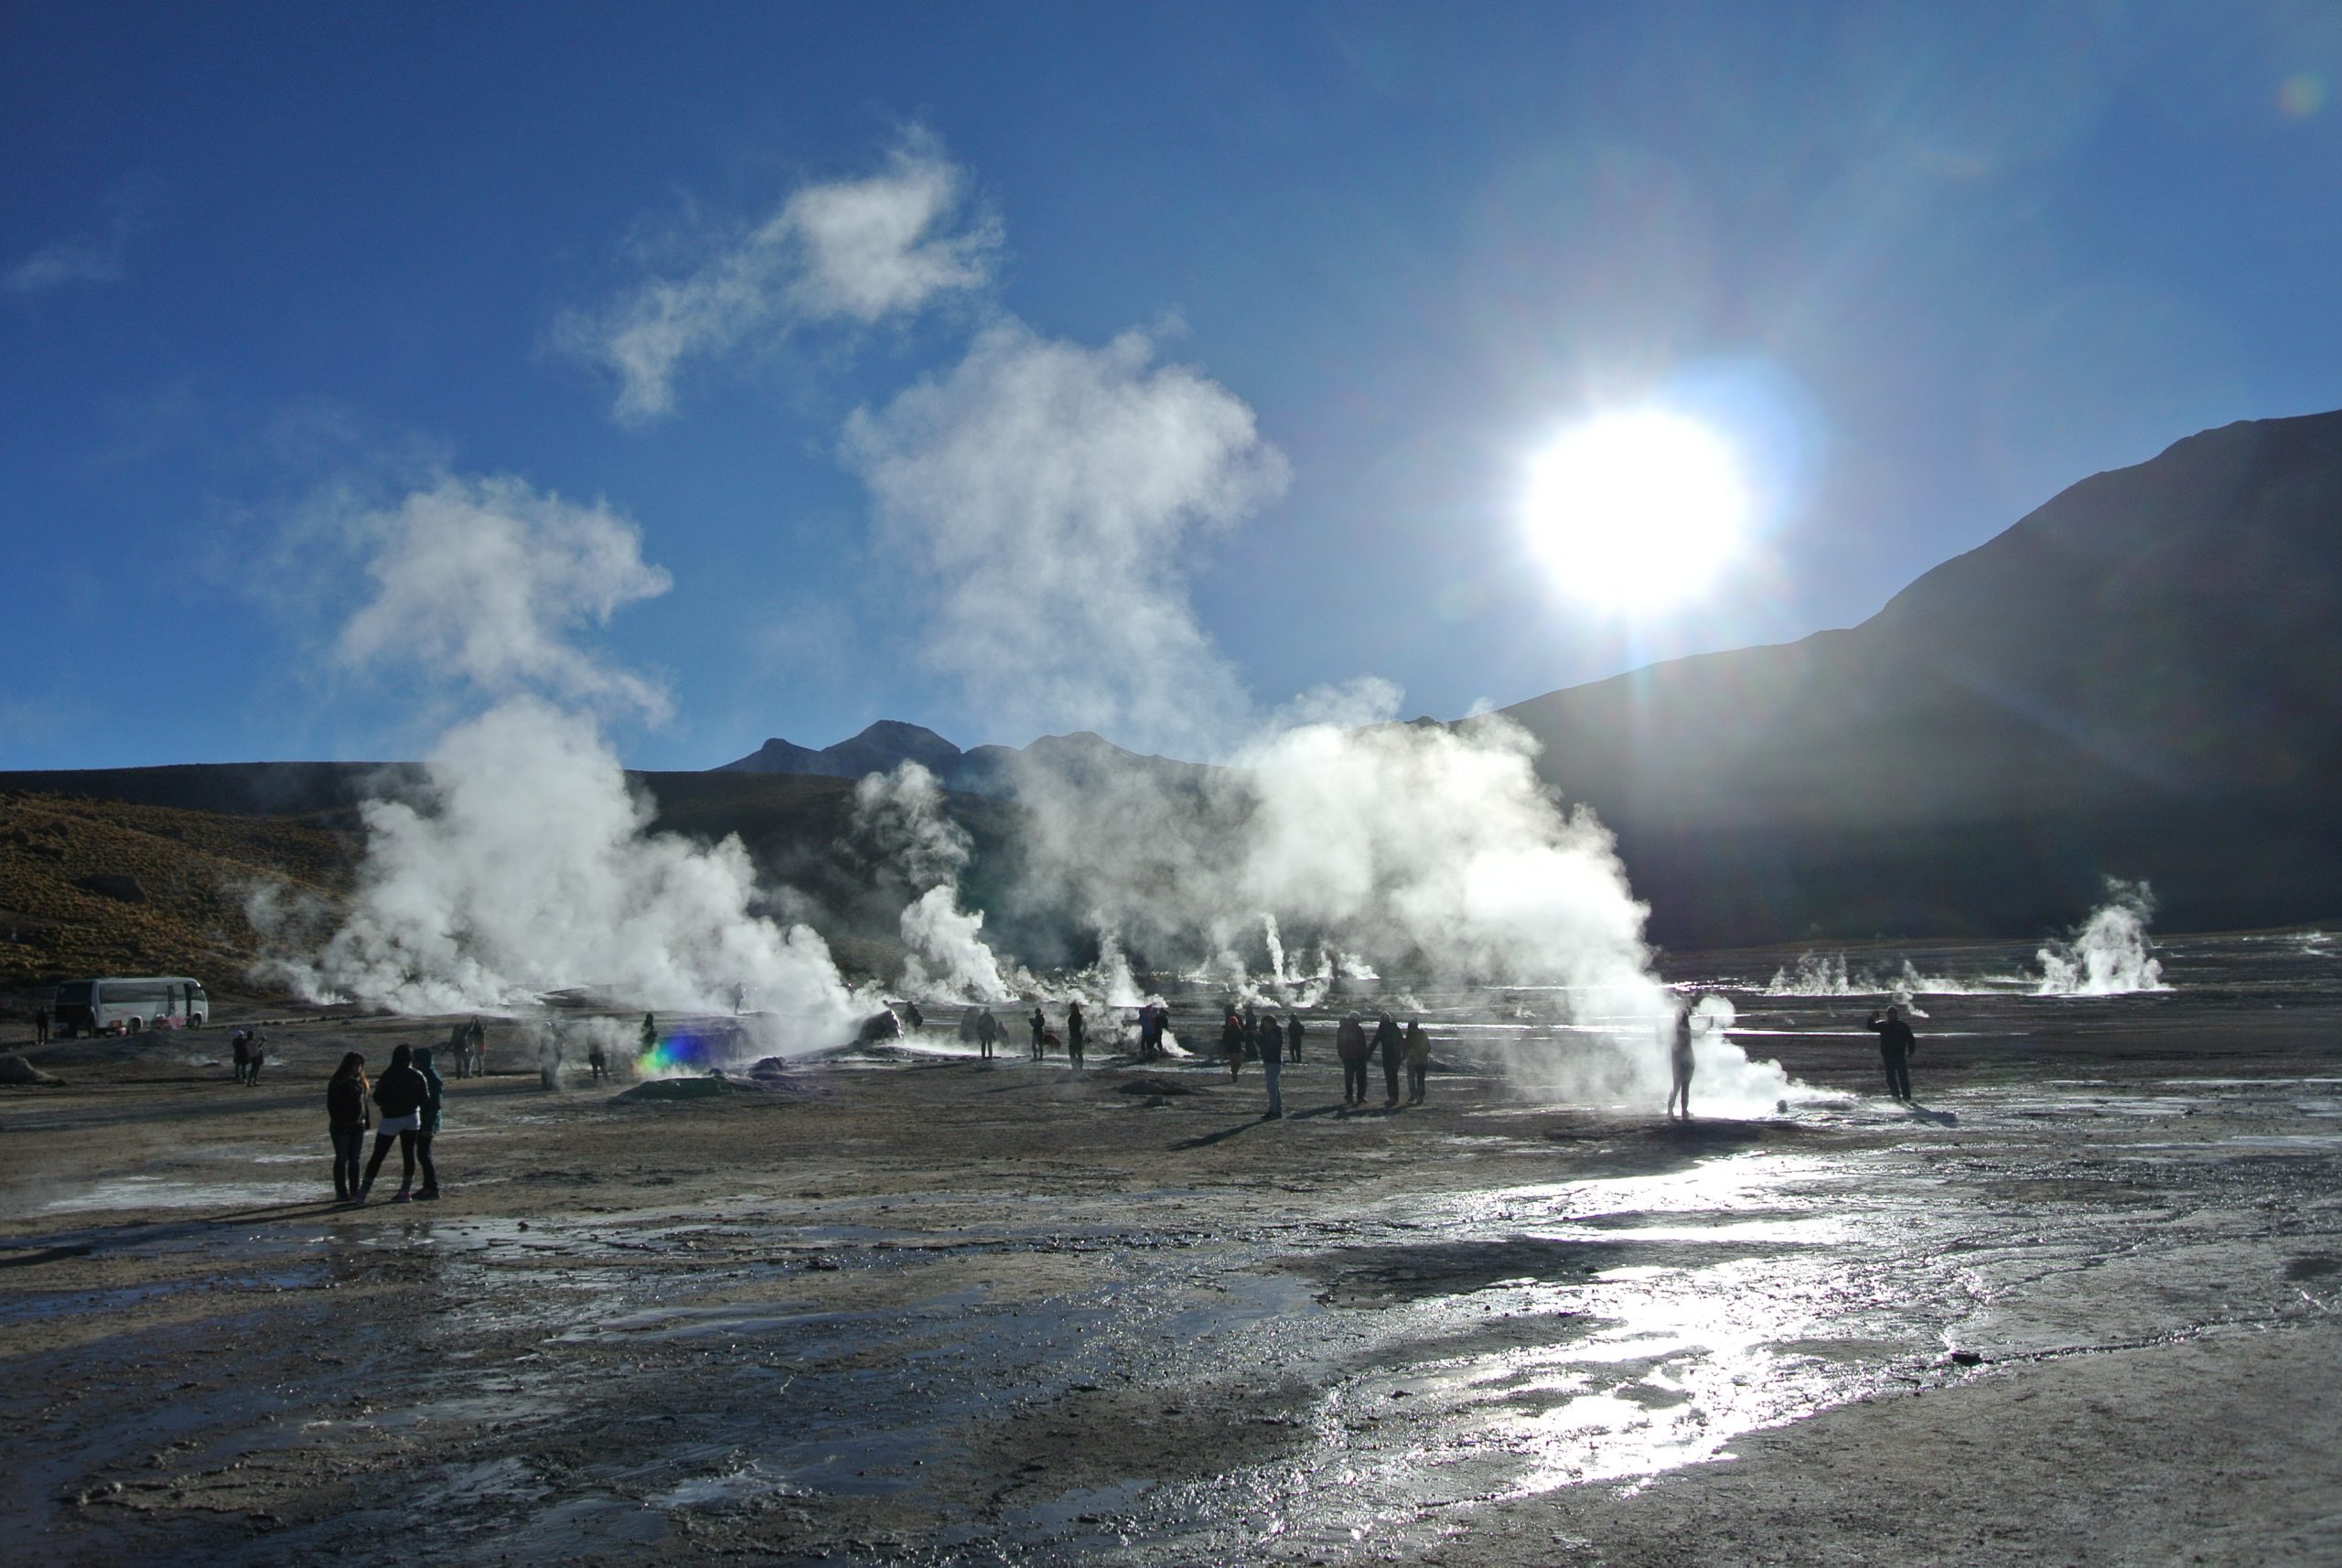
[54,982,92,1005]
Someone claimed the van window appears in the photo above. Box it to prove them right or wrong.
[99,982,169,1004]
[54,982,92,1006]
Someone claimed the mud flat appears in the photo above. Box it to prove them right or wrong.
[3,931,2340,1565]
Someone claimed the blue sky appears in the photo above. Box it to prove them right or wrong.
[6,2,2340,771]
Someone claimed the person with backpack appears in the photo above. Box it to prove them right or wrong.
[327,1052,371,1203]
[358,1044,431,1204]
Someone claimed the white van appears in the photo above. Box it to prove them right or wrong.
[51,977,209,1036]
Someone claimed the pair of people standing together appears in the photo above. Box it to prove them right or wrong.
[328,1043,444,1204]
[1335,1012,1430,1107]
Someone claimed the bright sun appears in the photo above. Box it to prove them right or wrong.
[1521,408,1753,612]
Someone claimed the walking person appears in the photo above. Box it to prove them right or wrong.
[358,1044,431,1203]
[231,1028,252,1086]
[1666,1001,1696,1120]
[327,1052,371,1203]
[1029,1005,1047,1061]
[1220,1008,1245,1081]
[412,1046,445,1200]
[1373,1012,1403,1108]
[1257,1014,1284,1119]
[1865,1004,1918,1101]
[1336,1012,1370,1106]
[976,1007,999,1060]
[1403,1017,1431,1104]
[1284,1012,1303,1063]
[1066,1001,1087,1068]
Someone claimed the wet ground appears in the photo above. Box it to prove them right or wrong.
[5,929,2340,1565]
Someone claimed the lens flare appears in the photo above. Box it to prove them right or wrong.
[638,1029,719,1076]
[1521,408,1753,613]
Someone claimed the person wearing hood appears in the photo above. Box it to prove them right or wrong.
[327,1052,370,1203]
[1335,1012,1370,1107]
[413,1045,445,1201]
[1373,1012,1404,1108]
[359,1043,430,1204]
[1403,1018,1431,1104]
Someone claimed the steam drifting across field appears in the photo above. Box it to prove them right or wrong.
[252,476,865,1047]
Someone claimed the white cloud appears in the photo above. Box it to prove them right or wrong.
[566,131,998,423]
[5,242,125,294]
[336,473,674,720]
[842,319,1291,757]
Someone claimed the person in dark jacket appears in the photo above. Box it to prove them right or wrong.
[1336,1012,1370,1106]
[245,1031,267,1086]
[1403,1018,1431,1104]
[359,1044,430,1204]
[1373,1012,1404,1108]
[1865,1005,1918,1101]
[327,1052,370,1203]
[1284,1012,1304,1063]
[975,1007,999,1060]
[413,1046,445,1201]
[231,1028,252,1086]
[1256,1014,1284,1119]
[1219,1009,1245,1081]
[1666,1001,1696,1120]
[33,1005,50,1047]
[1029,1006,1047,1061]
[1066,1001,1087,1068]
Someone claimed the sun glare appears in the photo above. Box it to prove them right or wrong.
[1522,408,1753,613]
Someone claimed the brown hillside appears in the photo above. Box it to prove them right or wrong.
[0,791,356,988]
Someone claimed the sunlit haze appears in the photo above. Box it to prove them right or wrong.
[1521,410,1754,614]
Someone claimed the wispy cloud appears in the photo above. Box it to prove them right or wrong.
[6,183,150,295]
[562,129,999,424]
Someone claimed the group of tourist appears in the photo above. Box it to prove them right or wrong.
[326,1043,443,1204]
[443,1016,489,1078]
[230,1026,268,1085]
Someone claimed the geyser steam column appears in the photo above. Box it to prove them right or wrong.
[252,474,869,1052]
[841,290,1796,1110]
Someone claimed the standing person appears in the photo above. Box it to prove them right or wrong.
[231,1028,252,1086]
[1403,1017,1431,1104]
[246,1031,267,1086]
[1219,1008,1245,1081]
[1066,1001,1087,1068]
[1373,1012,1403,1108]
[976,1007,999,1060]
[33,1004,49,1047]
[1029,1005,1047,1061]
[1336,1012,1370,1106]
[1866,1004,1917,1101]
[412,1046,445,1201]
[1284,1012,1304,1063]
[1136,1003,1160,1061]
[1666,1002,1696,1120]
[1257,1014,1284,1119]
[639,1013,658,1062]
[732,983,747,1015]
[447,1020,471,1079]
[586,1032,608,1083]
[467,1017,487,1078]
[358,1044,430,1204]
[327,1052,371,1203]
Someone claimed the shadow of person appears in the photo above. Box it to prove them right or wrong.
[1170,1120,1262,1151]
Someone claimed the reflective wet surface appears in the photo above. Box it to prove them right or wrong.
[5,929,2341,1563]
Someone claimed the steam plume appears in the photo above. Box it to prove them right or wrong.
[2036,877,2168,995]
